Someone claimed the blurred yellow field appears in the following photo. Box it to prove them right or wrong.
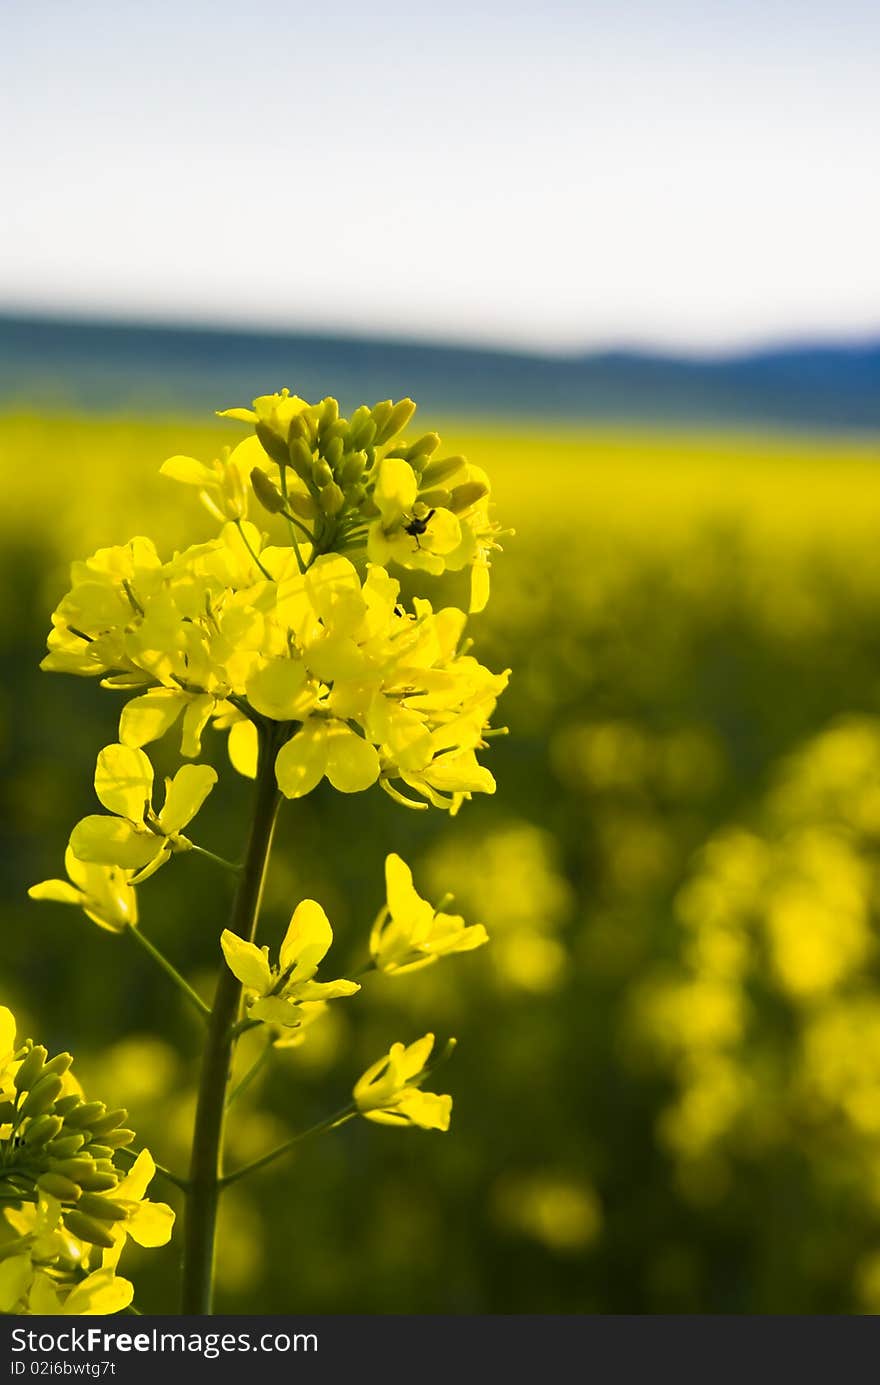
[5,404,880,1314]
[4,411,880,558]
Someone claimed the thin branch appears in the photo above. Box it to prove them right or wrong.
[220,1107,356,1188]
[186,842,242,875]
[126,926,211,1021]
[225,1038,273,1109]
[233,519,272,580]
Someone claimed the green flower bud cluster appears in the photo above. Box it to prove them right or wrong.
[218,389,504,613]
[242,392,421,549]
[0,1038,134,1249]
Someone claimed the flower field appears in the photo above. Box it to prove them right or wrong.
[4,408,880,1312]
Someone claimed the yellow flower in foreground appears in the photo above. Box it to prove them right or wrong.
[353,1033,452,1130]
[29,846,138,933]
[160,436,260,522]
[103,1150,175,1261]
[68,744,217,884]
[221,900,360,1029]
[370,853,488,974]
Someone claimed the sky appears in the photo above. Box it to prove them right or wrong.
[2,0,879,355]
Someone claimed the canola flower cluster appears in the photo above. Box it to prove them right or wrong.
[0,1007,173,1315]
[40,392,508,814]
[24,392,506,1311]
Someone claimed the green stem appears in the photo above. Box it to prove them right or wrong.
[278,470,308,573]
[233,519,272,580]
[127,926,210,1021]
[116,1146,189,1192]
[225,1037,273,1109]
[186,843,242,874]
[220,1107,356,1188]
[180,725,283,1315]
[280,507,316,545]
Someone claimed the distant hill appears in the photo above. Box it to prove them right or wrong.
[0,312,878,431]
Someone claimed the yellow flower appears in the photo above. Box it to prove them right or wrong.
[221,900,360,1029]
[160,437,261,522]
[102,1151,175,1262]
[68,744,217,883]
[29,846,138,933]
[370,854,488,974]
[353,1033,453,1130]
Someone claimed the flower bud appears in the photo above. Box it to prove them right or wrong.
[24,1115,64,1146]
[415,487,451,510]
[349,408,376,450]
[19,1074,63,1119]
[98,1129,136,1149]
[41,1053,73,1079]
[37,1173,82,1202]
[83,1143,113,1160]
[288,437,314,484]
[14,1046,47,1093]
[77,1193,128,1222]
[250,467,286,515]
[286,491,317,521]
[54,1096,82,1119]
[76,1170,118,1193]
[324,435,344,470]
[448,481,489,514]
[47,1133,86,1158]
[255,421,291,469]
[63,1211,116,1248]
[420,455,466,488]
[63,1101,106,1129]
[49,1157,98,1181]
[88,1109,128,1136]
[407,432,442,461]
[318,397,339,433]
[370,400,393,432]
[319,482,346,516]
[341,451,367,486]
[312,458,334,488]
[375,398,416,445]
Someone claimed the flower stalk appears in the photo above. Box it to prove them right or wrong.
[181,724,283,1315]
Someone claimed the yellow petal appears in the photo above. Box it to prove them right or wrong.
[374,457,418,525]
[119,688,186,748]
[324,722,380,793]
[158,764,218,835]
[126,1200,175,1248]
[63,1269,134,1316]
[305,554,367,633]
[246,658,310,721]
[228,719,258,779]
[279,899,333,976]
[69,816,161,870]
[274,722,328,799]
[94,744,154,821]
[160,455,217,487]
[220,929,272,993]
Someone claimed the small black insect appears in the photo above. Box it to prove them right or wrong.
[403,508,436,550]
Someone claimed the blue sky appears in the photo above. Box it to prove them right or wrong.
[2,1,878,353]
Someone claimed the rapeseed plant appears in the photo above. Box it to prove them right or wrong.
[24,392,508,1314]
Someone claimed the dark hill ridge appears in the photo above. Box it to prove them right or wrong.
[0,312,878,431]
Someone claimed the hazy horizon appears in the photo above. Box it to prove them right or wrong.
[4,1,879,355]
